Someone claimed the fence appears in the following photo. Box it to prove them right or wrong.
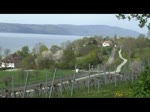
[0,59,149,98]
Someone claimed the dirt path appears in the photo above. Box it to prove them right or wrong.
[0,48,128,97]
[115,49,127,72]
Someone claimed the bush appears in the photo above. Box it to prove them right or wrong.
[132,66,150,97]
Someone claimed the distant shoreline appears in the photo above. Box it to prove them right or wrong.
[0,33,84,55]
[0,32,85,37]
[0,23,141,37]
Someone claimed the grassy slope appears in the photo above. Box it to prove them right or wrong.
[0,69,74,89]
[36,80,134,98]
[134,47,150,60]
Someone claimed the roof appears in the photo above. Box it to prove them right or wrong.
[2,53,23,63]
[103,40,112,44]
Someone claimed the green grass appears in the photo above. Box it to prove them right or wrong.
[0,69,74,90]
[36,80,134,98]
[134,47,150,60]
[64,81,133,98]
[76,55,88,61]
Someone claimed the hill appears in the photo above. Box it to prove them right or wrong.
[0,23,141,37]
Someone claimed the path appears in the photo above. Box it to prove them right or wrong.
[0,48,128,97]
[115,49,127,73]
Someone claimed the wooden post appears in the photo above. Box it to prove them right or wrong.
[131,71,133,83]
[60,76,63,97]
[124,72,126,82]
[12,74,14,98]
[103,65,106,85]
[114,65,117,87]
[23,71,29,98]
[45,72,48,98]
[98,64,100,92]
[71,65,77,97]
[88,64,91,93]
[49,68,57,98]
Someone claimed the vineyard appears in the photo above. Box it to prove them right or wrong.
[0,59,149,98]
[0,45,149,98]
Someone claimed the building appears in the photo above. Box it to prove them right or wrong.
[102,40,112,47]
[0,53,23,69]
[0,62,15,69]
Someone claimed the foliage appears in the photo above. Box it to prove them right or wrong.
[116,14,150,29]
[58,47,76,69]
[17,46,30,58]
[117,36,150,62]
[50,45,61,54]
[19,55,36,69]
[147,30,150,37]
[129,60,143,74]
[32,43,48,55]
[0,47,2,62]
[132,66,150,97]
[35,50,54,69]
[77,48,103,69]
[4,48,11,57]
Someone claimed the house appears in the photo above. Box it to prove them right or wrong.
[0,53,23,69]
[102,40,112,47]
[0,62,15,69]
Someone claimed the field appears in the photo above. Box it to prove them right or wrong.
[0,69,74,90]
[35,80,134,98]
[134,47,150,61]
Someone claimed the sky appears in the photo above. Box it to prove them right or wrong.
[0,14,148,34]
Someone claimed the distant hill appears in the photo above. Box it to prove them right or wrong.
[0,23,141,37]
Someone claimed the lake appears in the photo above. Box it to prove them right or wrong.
[0,32,84,54]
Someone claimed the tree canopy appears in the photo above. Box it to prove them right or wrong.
[116,14,150,29]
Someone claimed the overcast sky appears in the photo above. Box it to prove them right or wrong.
[0,14,148,34]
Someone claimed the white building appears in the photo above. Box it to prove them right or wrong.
[102,41,112,47]
[0,62,15,69]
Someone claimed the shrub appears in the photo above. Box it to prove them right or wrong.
[132,66,150,97]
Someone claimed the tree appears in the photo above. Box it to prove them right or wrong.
[129,60,143,75]
[138,34,146,38]
[147,30,150,37]
[116,14,150,29]
[35,50,54,69]
[59,47,76,69]
[32,43,48,55]
[0,47,2,62]
[53,50,63,63]
[4,48,11,58]
[122,38,135,59]
[22,46,29,56]
[61,40,73,50]
[19,55,36,69]
[4,48,11,68]
[50,45,61,54]
[17,46,29,58]
[87,49,99,65]
[132,66,150,97]
[113,34,117,45]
